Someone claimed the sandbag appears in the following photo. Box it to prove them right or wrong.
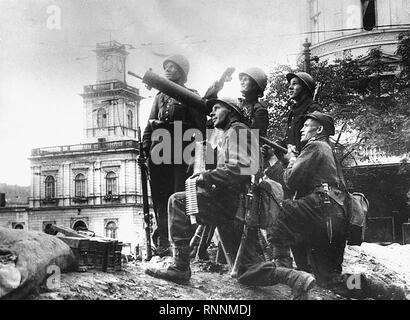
[0,227,76,299]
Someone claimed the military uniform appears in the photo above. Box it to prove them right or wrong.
[168,119,256,246]
[266,134,348,287]
[282,72,319,271]
[240,99,269,137]
[142,90,206,250]
[284,96,319,152]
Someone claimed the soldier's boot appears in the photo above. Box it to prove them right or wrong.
[273,267,316,300]
[145,245,191,283]
[155,237,171,258]
[272,245,293,268]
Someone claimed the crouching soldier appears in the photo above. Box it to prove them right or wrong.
[144,97,315,300]
[255,111,349,291]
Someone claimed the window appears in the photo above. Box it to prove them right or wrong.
[127,110,133,129]
[362,0,376,31]
[97,108,107,128]
[13,223,24,230]
[75,173,86,197]
[106,171,117,196]
[45,175,55,199]
[105,221,117,239]
[73,220,88,232]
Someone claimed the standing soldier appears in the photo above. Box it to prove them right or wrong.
[284,72,319,152]
[142,54,206,257]
[238,67,269,136]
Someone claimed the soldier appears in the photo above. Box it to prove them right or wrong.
[261,111,349,289]
[142,54,207,257]
[238,67,269,136]
[284,72,319,153]
[191,67,269,260]
[267,71,320,272]
[203,66,269,135]
[144,97,315,299]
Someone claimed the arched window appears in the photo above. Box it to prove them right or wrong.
[106,171,117,195]
[45,176,55,199]
[127,110,133,129]
[105,221,117,239]
[97,108,107,128]
[75,173,86,197]
[362,0,376,31]
[73,220,88,232]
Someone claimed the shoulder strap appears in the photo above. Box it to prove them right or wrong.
[332,149,348,192]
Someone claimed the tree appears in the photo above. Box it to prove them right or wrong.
[264,32,410,166]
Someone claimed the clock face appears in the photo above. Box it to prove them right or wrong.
[102,55,113,72]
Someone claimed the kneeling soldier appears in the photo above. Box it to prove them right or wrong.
[260,111,348,290]
[144,97,315,300]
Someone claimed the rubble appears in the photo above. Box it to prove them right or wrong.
[19,242,410,300]
[0,227,76,300]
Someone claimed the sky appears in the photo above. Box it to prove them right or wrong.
[0,0,307,186]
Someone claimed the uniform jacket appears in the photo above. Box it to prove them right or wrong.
[266,135,344,200]
[284,96,319,151]
[202,120,258,195]
[142,90,207,152]
[240,100,269,137]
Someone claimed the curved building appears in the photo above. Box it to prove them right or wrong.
[303,0,410,62]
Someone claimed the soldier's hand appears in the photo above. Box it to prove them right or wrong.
[287,144,297,154]
[284,147,298,166]
[137,156,146,166]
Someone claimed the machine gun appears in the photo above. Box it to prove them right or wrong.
[128,69,288,155]
[137,127,152,261]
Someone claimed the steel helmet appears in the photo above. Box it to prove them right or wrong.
[163,54,190,83]
[286,72,315,97]
[239,67,268,93]
[304,111,335,136]
[206,97,245,121]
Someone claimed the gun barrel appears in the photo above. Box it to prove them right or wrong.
[141,70,210,115]
[127,71,143,80]
[260,136,288,153]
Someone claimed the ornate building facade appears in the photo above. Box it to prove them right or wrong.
[1,41,151,253]
[303,0,410,63]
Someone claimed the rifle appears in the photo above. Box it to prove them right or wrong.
[137,127,152,261]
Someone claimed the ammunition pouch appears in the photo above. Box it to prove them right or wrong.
[345,192,369,246]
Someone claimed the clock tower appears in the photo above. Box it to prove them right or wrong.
[81,41,142,142]
[95,40,128,83]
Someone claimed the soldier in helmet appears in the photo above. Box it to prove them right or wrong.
[203,67,269,135]
[238,67,269,136]
[262,71,320,272]
[284,72,319,153]
[144,97,315,300]
[190,68,269,259]
[142,54,207,257]
[257,112,349,291]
